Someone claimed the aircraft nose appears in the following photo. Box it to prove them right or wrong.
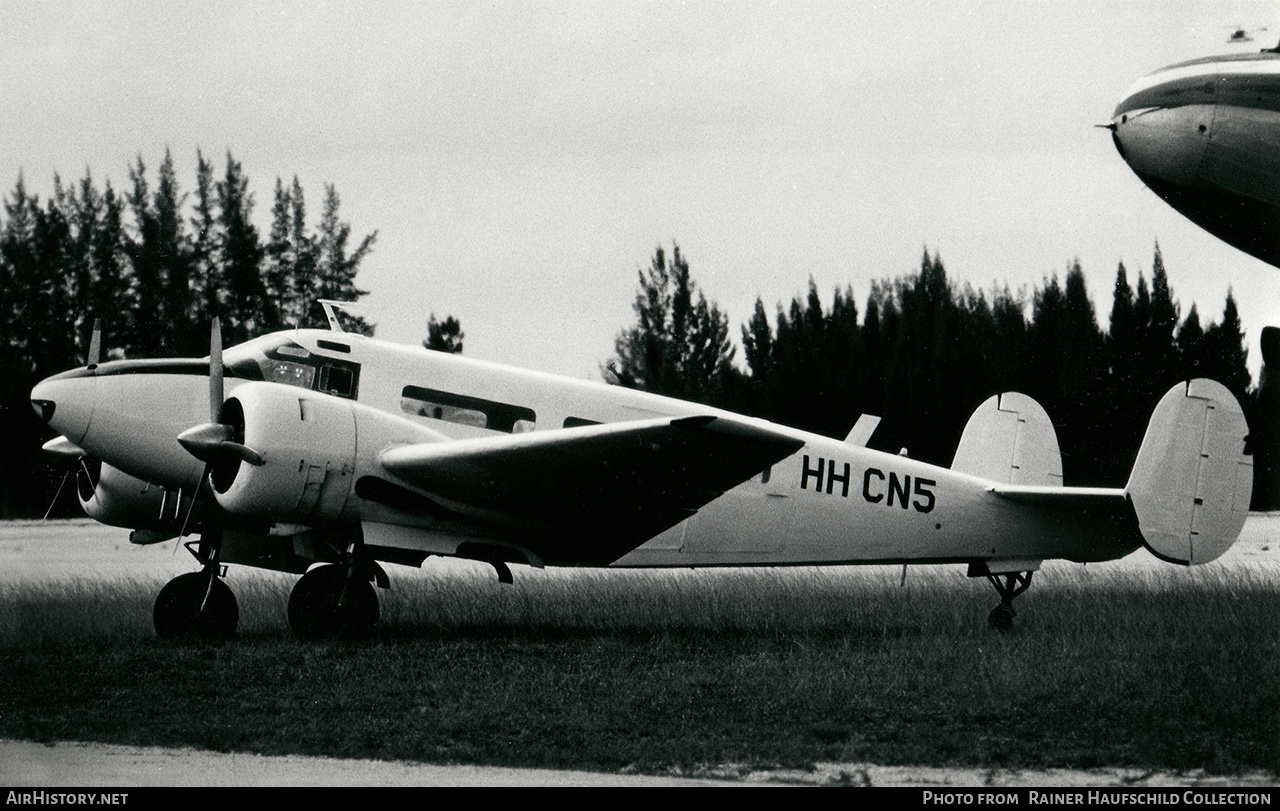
[30,373,96,444]
[1109,105,1212,187]
[1106,121,1125,159]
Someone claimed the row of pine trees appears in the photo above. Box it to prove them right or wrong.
[0,151,375,517]
[607,244,1260,491]
[0,151,1271,515]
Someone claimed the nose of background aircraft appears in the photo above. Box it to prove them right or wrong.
[30,373,96,445]
[1110,104,1212,188]
[1105,65,1213,190]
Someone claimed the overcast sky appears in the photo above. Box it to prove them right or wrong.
[5,0,1279,382]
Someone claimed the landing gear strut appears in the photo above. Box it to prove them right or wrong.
[154,530,238,640]
[985,571,1033,632]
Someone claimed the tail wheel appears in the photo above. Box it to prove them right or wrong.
[988,602,1017,631]
[288,564,379,641]
[985,571,1033,633]
[154,571,238,641]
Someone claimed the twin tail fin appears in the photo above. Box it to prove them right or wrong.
[1125,378,1252,565]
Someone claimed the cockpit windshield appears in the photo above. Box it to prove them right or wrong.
[223,334,361,399]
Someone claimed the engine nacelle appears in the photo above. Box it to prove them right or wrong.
[78,459,190,534]
[212,382,447,525]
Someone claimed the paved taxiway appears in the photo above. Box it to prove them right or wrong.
[3,739,1277,788]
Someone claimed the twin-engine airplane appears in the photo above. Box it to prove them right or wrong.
[1109,48,1280,267]
[29,313,1253,638]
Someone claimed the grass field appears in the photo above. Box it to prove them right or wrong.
[1,561,1275,778]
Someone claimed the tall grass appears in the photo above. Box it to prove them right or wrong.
[0,563,1275,775]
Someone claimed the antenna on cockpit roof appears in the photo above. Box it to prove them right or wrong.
[316,300,362,333]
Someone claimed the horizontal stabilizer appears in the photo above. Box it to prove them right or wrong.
[1126,379,1252,565]
[951,392,1063,487]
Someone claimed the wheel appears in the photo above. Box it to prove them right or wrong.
[154,571,239,641]
[988,602,1016,632]
[288,565,379,641]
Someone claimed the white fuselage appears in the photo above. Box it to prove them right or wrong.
[30,330,1141,570]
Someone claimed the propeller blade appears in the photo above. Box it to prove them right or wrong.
[232,444,264,466]
[41,436,88,459]
[209,320,223,423]
[41,466,74,522]
[179,467,206,538]
[85,318,101,368]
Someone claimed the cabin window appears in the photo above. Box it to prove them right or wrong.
[416,402,487,428]
[401,385,536,433]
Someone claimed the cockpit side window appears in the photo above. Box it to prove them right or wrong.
[262,358,316,389]
[317,363,357,398]
[227,337,361,400]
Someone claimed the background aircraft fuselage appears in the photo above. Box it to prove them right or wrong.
[1111,51,1280,267]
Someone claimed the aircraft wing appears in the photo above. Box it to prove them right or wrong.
[379,415,805,565]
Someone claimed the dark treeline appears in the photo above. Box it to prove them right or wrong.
[608,243,1262,495]
[2,168,1272,519]
[0,150,375,517]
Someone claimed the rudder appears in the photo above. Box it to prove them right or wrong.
[1125,378,1252,565]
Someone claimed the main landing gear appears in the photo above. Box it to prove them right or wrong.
[288,563,380,641]
[153,531,384,641]
[154,530,238,641]
[286,538,384,640]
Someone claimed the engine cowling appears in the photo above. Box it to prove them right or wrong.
[210,382,447,525]
[78,459,191,534]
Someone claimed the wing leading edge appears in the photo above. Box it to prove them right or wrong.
[379,415,805,565]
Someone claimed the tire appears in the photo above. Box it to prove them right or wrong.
[288,565,379,641]
[987,603,1016,633]
[154,571,238,641]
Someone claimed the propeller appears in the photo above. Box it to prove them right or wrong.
[39,318,101,520]
[178,421,265,469]
[176,321,264,469]
[38,438,90,520]
[85,318,101,369]
[175,321,264,535]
